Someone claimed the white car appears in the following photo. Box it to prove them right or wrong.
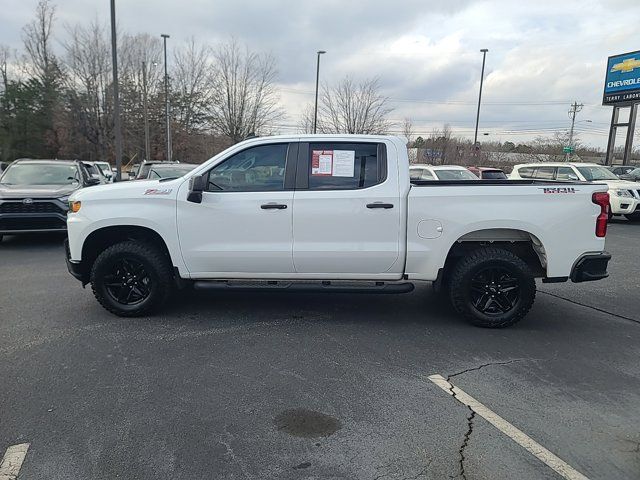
[66,135,611,328]
[93,161,114,183]
[409,164,479,181]
[510,162,640,221]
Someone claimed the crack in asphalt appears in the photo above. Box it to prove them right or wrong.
[539,290,640,325]
[445,360,525,480]
[447,359,526,381]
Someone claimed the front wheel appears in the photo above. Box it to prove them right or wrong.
[90,240,173,317]
[448,247,536,328]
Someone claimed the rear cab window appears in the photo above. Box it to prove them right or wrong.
[298,142,387,190]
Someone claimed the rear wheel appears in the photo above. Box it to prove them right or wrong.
[624,212,640,222]
[449,247,536,328]
[90,240,173,317]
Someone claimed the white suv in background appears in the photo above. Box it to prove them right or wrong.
[510,162,640,221]
[409,164,479,181]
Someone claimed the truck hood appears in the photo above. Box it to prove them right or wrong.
[0,183,80,199]
[70,178,182,201]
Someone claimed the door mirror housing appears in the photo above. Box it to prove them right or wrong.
[187,174,205,203]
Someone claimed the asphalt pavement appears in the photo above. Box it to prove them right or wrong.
[0,222,639,479]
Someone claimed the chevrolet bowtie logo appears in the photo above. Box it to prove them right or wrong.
[610,58,640,73]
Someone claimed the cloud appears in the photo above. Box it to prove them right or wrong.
[1,0,639,146]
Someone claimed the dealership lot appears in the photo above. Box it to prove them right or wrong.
[1,221,639,480]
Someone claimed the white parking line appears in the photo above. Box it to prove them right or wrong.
[0,443,30,480]
[428,374,589,480]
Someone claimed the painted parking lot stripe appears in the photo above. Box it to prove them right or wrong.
[0,443,30,480]
[428,374,589,480]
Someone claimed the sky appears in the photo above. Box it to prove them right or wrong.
[1,0,639,148]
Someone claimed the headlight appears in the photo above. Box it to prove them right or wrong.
[58,195,70,203]
[612,189,633,198]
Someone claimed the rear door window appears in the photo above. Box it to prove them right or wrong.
[303,142,385,190]
[534,166,556,180]
[517,167,535,178]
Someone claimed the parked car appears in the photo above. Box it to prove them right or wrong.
[467,166,508,180]
[510,162,640,221]
[409,165,479,181]
[606,165,639,177]
[620,168,640,182]
[144,163,197,180]
[83,162,109,185]
[93,161,114,182]
[134,161,183,180]
[0,159,101,241]
[66,135,610,328]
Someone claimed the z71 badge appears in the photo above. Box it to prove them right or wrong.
[540,187,577,194]
[144,188,173,195]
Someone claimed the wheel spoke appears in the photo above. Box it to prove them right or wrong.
[493,293,512,312]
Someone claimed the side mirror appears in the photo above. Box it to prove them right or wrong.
[187,174,205,203]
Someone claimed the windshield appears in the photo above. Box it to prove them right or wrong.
[434,169,479,180]
[150,165,196,179]
[0,163,79,185]
[94,162,111,175]
[576,166,619,181]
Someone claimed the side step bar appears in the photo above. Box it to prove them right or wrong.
[193,280,415,294]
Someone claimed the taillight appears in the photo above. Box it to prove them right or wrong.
[592,192,609,238]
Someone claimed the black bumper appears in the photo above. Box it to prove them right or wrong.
[65,239,88,284]
[570,252,611,283]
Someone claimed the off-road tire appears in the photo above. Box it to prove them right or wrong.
[90,240,173,317]
[449,247,536,328]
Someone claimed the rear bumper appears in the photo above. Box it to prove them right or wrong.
[570,251,611,283]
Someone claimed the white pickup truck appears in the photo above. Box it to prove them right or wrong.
[66,135,611,328]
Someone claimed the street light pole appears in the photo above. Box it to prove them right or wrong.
[109,0,123,181]
[161,34,171,162]
[313,50,326,134]
[142,61,151,162]
[473,48,489,148]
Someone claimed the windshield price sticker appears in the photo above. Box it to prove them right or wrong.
[311,150,355,177]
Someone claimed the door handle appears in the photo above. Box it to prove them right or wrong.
[366,203,394,209]
[261,203,288,210]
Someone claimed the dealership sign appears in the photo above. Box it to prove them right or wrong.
[603,50,640,105]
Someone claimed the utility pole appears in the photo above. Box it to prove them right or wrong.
[566,101,584,161]
[473,48,489,149]
[161,34,171,162]
[142,61,151,162]
[313,50,326,134]
[109,0,123,181]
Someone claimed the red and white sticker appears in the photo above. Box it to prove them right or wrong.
[311,150,355,177]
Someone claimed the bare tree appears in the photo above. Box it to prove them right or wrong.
[297,104,315,134]
[22,0,60,82]
[62,21,112,159]
[402,118,414,146]
[209,39,284,143]
[172,39,212,134]
[0,45,10,92]
[318,77,393,134]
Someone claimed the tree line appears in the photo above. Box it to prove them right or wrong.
[0,1,396,166]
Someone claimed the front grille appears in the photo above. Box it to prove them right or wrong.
[0,217,66,231]
[0,201,65,214]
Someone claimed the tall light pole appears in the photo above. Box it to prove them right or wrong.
[142,61,151,162]
[313,50,326,134]
[473,48,489,149]
[161,34,171,162]
[110,0,123,181]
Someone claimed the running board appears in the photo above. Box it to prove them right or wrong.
[192,280,415,294]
